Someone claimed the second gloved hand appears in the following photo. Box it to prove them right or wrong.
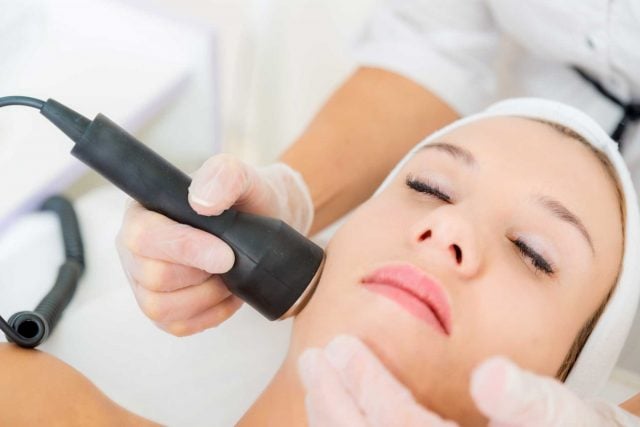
[471,357,640,426]
[117,154,314,336]
[298,335,640,427]
[298,335,457,427]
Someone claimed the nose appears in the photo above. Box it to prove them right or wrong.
[411,207,482,278]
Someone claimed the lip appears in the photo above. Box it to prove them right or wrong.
[360,262,452,335]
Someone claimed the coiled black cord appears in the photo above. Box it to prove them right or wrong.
[0,96,85,347]
[0,195,85,348]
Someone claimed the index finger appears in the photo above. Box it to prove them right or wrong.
[323,335,457,427]
[470,357,590,426]
[298,348,368,427]
[119,201,235,274]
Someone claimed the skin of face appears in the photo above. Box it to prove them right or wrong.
[289,117,624,425]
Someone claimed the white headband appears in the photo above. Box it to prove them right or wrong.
[374,98,640,397]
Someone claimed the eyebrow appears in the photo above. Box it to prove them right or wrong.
[536,195,595,255]
[419,142,477,166]
[419,142,595,254]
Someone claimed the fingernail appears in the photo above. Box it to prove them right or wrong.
[189,194,218,210]
[204,243,235,273]
[189,165,226,207]
[471,357,520,413]
[298,348,322,389]
[496,358,521,396]
[323,335,360,371]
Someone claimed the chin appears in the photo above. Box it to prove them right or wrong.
[293,287,487,424]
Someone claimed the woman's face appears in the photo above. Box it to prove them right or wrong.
[291,117,623,424]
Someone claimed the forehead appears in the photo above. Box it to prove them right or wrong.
[406,117,605,186]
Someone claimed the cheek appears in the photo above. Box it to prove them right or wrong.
[326,196,409,260]
[294,200,400,324]
[463,270,584,375]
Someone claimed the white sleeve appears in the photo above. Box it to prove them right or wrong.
[355,0,501,115]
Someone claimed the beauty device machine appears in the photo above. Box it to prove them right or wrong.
[0,96,325,347]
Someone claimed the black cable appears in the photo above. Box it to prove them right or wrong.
[0,96,45,110]
[31,197,85,335]
[0,192,85,347]
[41,196,85,269]
[0,96,52,347]
[0,315,26,344]
[0,97,86,347]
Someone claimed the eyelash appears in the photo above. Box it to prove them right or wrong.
[405,176,556,276]
[511,238,555,276]
[405,175,452,203]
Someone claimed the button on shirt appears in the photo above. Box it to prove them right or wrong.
[355,0,640,188]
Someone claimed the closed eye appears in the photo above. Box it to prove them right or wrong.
[512,238,555,276]
[406,175,556,277]
[406,175,451,203]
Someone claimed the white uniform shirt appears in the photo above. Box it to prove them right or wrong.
[356,0,640,376]
[355,0,640,184]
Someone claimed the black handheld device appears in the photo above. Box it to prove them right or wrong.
[0,96,324,324]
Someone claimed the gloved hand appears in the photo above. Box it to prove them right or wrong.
[297,335,457,427]
[471,357,640,426]
[298,335,640,427]
[116,154,314,336]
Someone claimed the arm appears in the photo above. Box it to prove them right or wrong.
[282,0,502,233]
[0,344,158,426]
[621,393,640,416]
[282,67,458,233]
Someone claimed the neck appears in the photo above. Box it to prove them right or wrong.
[236,353,308,427]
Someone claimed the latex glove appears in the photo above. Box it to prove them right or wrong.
[117,154,313,336]
[471,357,640,426]
[297,335,457,427]
[188,154,313,233]
[297,335,640,427]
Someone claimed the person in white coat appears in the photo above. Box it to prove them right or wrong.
[117,1,640,424]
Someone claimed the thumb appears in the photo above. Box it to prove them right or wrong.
[324,335,458,427]
[470,357,599,427]
[188,154,260,216]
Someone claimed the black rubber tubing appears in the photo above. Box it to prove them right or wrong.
[34,196,85,330]
[4,195,85,348]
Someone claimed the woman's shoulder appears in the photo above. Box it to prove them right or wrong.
[0,343,159,426]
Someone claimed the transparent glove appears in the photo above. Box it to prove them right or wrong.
[471,357,640,427]
[188,154,313,233]
[297,335,457,427]
[297,335,640,427]
[116,154,314,336]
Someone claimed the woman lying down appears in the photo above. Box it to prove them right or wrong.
[1,98,640,426]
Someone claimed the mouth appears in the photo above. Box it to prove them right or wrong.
[360,262,452,336]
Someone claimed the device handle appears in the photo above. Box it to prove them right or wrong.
[69,114,323,319]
